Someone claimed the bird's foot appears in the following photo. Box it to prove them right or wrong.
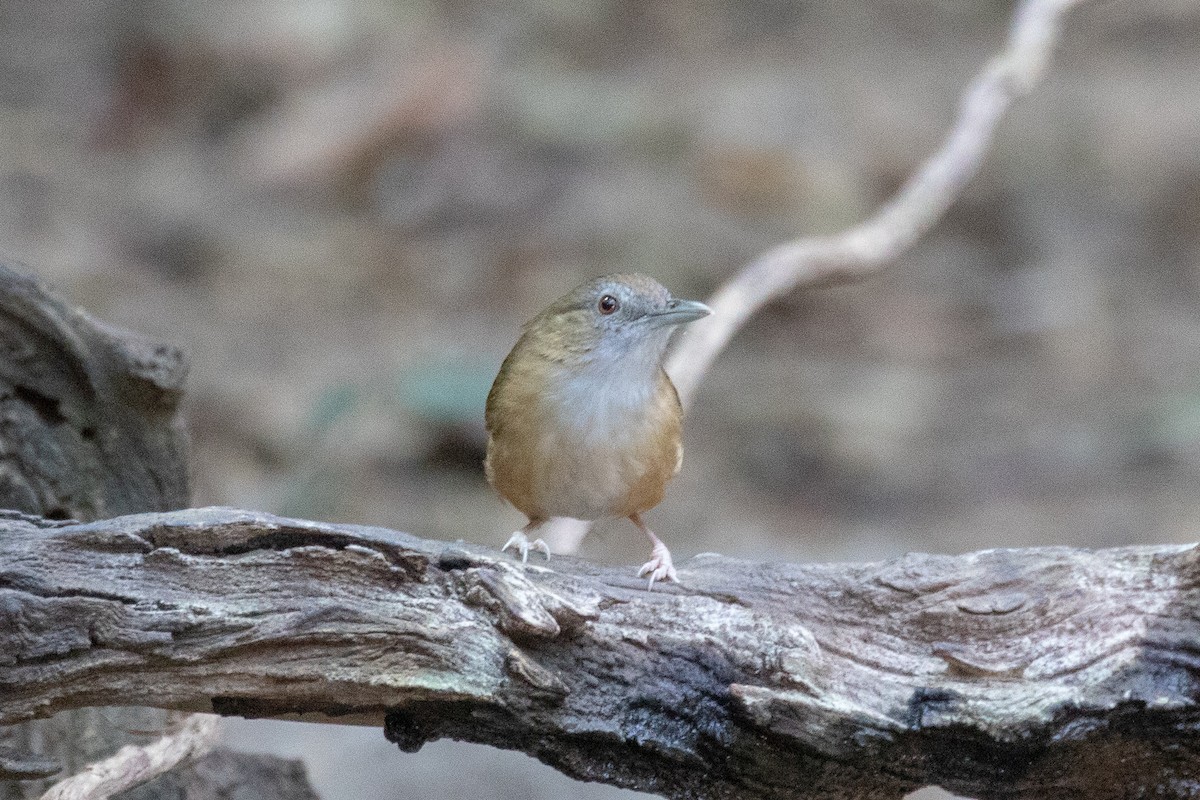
[637,541,678,589]
[502,531,551,563]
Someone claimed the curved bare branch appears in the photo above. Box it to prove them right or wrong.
[667,0,1089,404]
[39,715,220,800]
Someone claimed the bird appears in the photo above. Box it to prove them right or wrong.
[484,273,710,588]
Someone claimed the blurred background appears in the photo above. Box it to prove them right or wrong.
[2,0,1199,797]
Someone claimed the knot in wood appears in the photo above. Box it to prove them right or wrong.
[504,648,570,700]
[459,562,598,641]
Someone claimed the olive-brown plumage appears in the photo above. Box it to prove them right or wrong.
[484,273,709,587]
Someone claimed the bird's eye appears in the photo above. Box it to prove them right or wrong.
[598,295,619,315]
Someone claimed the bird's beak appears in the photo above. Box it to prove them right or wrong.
[645,298,712,328]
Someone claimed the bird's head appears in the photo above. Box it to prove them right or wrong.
[526,274,711,369]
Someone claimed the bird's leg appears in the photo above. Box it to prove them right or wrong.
[630,513,678,589]
[502,518,551,563]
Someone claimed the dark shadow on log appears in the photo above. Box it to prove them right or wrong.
[4,506,1200,800]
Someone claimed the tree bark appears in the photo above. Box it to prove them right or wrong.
[3,506,1198,800]
[0,261,191,798]
[0,264,189,522]
[0,264,317,800]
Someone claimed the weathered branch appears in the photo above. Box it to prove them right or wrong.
[0,263,319,799]
[39,714,219,800]
[667,0,1089,404]
[3,506,1199,799]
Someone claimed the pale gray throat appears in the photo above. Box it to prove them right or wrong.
[550,327,672,434]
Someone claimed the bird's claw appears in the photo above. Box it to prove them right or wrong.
[502,531,551,563]
[637,542,678,590]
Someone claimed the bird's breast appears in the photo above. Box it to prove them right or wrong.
[486,362,683,521]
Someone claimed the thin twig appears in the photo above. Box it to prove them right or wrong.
[39,714,220,800]
[667,0,1089,405]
